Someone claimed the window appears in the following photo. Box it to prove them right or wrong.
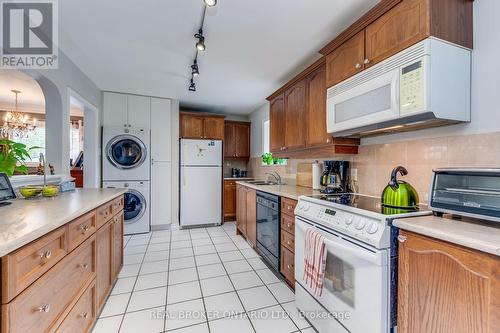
[263,119,270,154]
[14,122,45,164]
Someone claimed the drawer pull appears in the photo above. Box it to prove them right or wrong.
[79,224,90,233]
[287,223,291,228]
[80,263,89,269]
[287,264,293,269]
[38,304,51,313]
[82,312,89,319]
[287,241,291,245]
[397,235,407,243]
[39,250,52,260]
[287,205,292,210]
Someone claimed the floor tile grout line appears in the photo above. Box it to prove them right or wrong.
[207,226,258,333]
[116,232,153,332]
[222,223,301,333]
[162,229,173,332]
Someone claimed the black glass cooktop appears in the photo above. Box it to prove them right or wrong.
[308,193,428,216]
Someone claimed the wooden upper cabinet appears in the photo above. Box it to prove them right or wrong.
[269,93,285,153]
[398,230,500,333]
[284,79,307,150]
[203,117,225,140]
[365,0,429,67]
[180,113,225,140]
[224,122,236,157]
[224,121,251,159]
[235,123,250,158]
[306,64,331,147]
[180,114,204,139]
[326,30,365,87]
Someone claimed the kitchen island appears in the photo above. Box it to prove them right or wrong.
[0,188,127,333]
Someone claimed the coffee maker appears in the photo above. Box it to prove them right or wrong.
[320,160,351,194]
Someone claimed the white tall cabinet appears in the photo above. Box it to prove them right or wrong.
[150,98,172,227]
[103,92,151,129]
[103,92,174,228]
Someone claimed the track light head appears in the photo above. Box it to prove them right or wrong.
[195,30,206,51]
[204,0,217,7]
[189,79,196,92]
[191,60,200,76]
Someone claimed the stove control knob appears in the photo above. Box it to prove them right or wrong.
[297,203,304,211]
[355,219,366,230]
[367,222,379,234]
[303,203,311,211]
[345,216,354,225]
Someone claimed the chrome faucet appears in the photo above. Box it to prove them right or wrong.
[265,171,282,185]
[39,152,47,187]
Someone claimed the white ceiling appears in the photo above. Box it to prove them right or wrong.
[0,70,45,112]
[59,0,378,114]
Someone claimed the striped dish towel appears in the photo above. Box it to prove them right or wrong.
[303,228,327,297]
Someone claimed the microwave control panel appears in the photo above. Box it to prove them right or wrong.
[400,60,425,114]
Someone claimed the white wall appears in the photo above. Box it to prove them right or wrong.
[363,0,500,145]
[25,51,101,179]
[249,103,269,158]
[171,100,180,226]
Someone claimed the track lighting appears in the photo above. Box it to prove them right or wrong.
[189,79,196,92]
[191,60,199,76]
[204,0,217,7]
[195,29,206,51]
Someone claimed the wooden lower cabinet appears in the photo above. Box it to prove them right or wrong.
[224,180,237,221]
[56,279,97,333]
[398,230,500,333]
[96,220,112,310]
[0,195,124,333]
[235,185,256,246]
[280,197,297,289]
[236,184,247,236]
[245,188,256,247]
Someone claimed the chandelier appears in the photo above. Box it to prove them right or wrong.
[1,90,37,139]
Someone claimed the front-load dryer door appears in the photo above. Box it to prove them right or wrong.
[106,134,147,170]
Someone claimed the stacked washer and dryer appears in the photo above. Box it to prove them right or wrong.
[103,127,151,234]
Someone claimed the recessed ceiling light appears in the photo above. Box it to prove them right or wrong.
[204,0,217,7]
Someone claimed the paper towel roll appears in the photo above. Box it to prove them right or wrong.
[312,160,322,190]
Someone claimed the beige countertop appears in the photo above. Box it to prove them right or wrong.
[237,181,321,200]
[224,177,254,181]
[393,215,500,256]
[0,188,127,257]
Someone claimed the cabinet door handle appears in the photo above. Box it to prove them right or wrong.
[79,224,90,233]
[287,223,291,228]
[364,58,370,65]
[82,312,89,319]
[38,304,51,313]
[355,63,362,69]
[39,250,52,260]
[397,235,407,243]
[80,263,89,269]
[326,138,331,143]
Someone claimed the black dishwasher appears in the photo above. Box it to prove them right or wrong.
[256,191,280,271]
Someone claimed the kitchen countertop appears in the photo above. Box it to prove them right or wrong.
[237,181,321,200]
[224,177,254,181]
[393,215,500,257]
[0,188,127,257]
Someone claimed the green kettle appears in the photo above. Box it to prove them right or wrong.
[381,166,419,210]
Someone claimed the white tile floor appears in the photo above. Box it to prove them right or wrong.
[92,222,313,333]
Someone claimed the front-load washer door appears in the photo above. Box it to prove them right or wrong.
[124,189,147,224]
[107,134,147,170]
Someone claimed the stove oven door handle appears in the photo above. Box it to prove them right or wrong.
[297,221,384,266]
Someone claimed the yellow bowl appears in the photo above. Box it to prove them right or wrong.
[42,185,59,197]
[19,186,43,198]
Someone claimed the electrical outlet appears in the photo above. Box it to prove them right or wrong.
[351,168,358,181]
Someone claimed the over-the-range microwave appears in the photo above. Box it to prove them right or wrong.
[326,38,471,138]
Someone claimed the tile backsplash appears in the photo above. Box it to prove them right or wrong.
[246,131,500,204]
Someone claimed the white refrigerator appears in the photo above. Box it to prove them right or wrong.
[180,139,222,227]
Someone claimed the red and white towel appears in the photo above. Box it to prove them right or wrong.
[303,228,327,297]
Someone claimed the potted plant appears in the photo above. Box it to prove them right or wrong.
[0,139,39,177]
[261,152,273,166]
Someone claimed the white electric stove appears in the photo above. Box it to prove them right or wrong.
[294,193,431,333]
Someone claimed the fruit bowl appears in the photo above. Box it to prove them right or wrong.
[19,186,43,198]
[42,185,60,197]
